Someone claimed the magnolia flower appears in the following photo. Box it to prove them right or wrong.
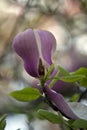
[12,29,78,120]
[12,29,56,78]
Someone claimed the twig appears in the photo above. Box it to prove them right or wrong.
[78,89,87,102]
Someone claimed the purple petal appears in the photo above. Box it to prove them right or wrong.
[45,85,78,120]
[38,30,56,65]
[52,80,80,96]
[12,29,57,77]
[12,29,39,77]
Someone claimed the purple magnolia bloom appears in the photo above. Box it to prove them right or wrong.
[12,29,56,78]
[12,29,78,120]
[45,85,78,120]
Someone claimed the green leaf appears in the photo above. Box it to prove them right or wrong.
[79,78,87,87]
[72,119,87,129]
[45,64,54,81]
[70,68,87,87]
[37,109,63,124]
[0,114,7,130]
[70,67,87,77]
[59,75,85,82]
[10,87,41,102]
[49,71,60,88]
[58,65,69,76]
[69,94,80,102]
[49,65,70,88]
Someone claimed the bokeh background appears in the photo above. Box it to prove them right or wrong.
[0,0,87,130]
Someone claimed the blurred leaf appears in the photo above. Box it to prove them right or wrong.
[69,94,80,102]
[58,65,69,76]
[59,75,85,82]
[37,109,64,124]
[10,87,41,102]
[80,0,87,12]
[70,68,87,87]
[68,102,87,120]
[79,78,87,88]
[45,64,54,81]
[0,114,7,130]
[71,119,87,129]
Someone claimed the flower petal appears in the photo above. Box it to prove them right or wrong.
[52,80,79,95]
[12,29,39,77]
[38,30,56,65]
[13,29,56,77]
[45,85,78,120]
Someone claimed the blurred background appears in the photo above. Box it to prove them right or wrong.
[0,0,87,129]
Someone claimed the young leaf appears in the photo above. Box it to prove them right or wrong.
[71,119,87,129]
[79,78,87,88]
[37,109,63,124]
[49,71,60,88]
[59,75,85,83]
[69,94,80,102]
[70,67,87,77]
[49,65,70,88]
[10,87,41,102]
[45,64,54,81]
[58,65,69,76]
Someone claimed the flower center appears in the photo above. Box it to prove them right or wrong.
[38,58,45,76]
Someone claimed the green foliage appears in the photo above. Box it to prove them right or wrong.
[80,0,87,12]
[49,65,64,88]
[79,78,87,87]
[9,65,87,129]
[58,65,70,76]
[69,94,80,102]
[71,119,87,129]
[10,87,41,102]
[37,108,87,129]
[53,66,87,88]
[59,74,85,82]
[71,67,87,76]
[49,71,60,88]
[70,67,87,87]
[44,64,55,81]
[0,114,7,130]
[37,109,64,124]
[58,66,86,83]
